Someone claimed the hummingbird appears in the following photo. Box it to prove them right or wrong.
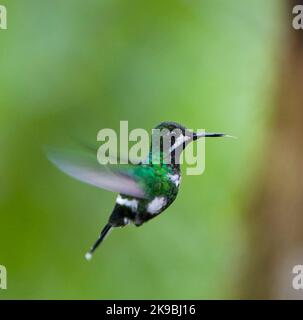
[47,121,230,260]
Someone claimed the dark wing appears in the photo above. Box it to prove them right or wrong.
[45,146,147,199]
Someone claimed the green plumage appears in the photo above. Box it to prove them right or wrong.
[132,162,178,197]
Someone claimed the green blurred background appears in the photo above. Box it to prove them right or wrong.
[0,0,284,299]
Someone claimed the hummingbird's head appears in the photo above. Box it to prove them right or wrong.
[151,121,228,164]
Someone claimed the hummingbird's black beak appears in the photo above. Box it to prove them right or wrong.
[192,132,235,141]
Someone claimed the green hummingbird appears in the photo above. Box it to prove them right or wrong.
[47,122,230,260]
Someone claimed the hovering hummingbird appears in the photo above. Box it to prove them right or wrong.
[47,121,231,260]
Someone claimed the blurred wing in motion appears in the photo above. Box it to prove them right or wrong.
[45,146,147,199]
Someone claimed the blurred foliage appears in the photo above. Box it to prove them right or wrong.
[0,0,282,299]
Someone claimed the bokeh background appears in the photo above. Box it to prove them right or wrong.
[1,0,301,299]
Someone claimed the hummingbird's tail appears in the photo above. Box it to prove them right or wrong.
[85,223,112,260]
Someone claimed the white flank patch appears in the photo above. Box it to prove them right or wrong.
[168,173,181,187]
[147,197,167,215]
[116,195,138,212]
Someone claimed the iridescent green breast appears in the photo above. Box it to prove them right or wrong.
[132,163,179,199]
